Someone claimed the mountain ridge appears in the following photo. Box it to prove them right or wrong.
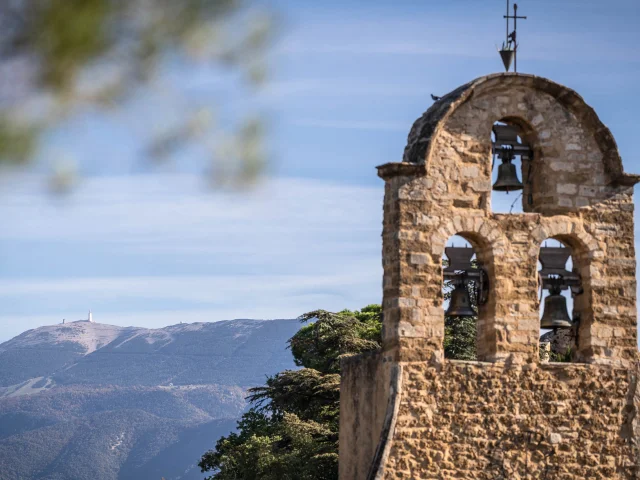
[0,317,301,479]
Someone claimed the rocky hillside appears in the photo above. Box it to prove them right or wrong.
[0,319,300,480]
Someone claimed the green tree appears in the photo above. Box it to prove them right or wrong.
[199,305,381,480]
[199,302,477,479]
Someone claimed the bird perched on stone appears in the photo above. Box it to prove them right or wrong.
[431,94,441,101]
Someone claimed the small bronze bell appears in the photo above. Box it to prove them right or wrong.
[540,291,572,329]
[445,282,475,317]
[492,158,523,192]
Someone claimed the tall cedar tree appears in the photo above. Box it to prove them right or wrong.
[199,302,476,479]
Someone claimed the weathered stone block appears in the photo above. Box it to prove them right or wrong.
[409,253,430,265]
[580,185,598,197]
[558,196,573,207]
[557,183,578,195]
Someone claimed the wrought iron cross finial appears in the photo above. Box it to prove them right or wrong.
[501,1,527,72]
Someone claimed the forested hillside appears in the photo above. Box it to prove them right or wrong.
[0,319,300,480]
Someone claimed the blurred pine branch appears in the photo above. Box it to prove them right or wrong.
[0,0,274,190]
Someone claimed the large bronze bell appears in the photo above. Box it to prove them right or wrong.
[445,282,475,317]
[492,159,523,192]
[540,292,572,329]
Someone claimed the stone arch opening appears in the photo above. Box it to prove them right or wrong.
[537,235,591,363]
[442,232,494,361]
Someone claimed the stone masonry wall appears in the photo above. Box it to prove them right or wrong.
[340,351,391,480]
[385,360,639,480]
[379,174,637,366]
[379,74,639,366]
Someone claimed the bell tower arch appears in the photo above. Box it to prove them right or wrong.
[340,73,640,479]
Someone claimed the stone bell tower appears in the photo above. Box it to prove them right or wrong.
[340,73,640,479]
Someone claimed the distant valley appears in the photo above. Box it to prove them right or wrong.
[0,319,300,480]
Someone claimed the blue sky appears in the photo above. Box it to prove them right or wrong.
[1,0,639,341]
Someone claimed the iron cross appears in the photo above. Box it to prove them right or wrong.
[504,1,527,72]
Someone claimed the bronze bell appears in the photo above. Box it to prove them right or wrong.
[540,292,572,329]
[492,154,523,192]
[445,282,475,317]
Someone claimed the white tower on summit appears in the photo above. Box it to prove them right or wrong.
[88,310,93,323]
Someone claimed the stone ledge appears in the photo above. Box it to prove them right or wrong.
[446,359,495,367]
[539,361,625,371]
[391,359,631,372]
[340,348,383,368]
[614,173,640,187]
[377,162,427,180]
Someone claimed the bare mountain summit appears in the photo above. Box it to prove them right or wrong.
[0,319,300,480]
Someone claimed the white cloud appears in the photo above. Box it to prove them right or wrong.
[0,269,379,303]
[0,174,381,243]
[0,174,383,341]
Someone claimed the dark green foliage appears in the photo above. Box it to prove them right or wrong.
[199,301,478,479]
[444,314,477,361]
[2,0,240,93]
[199,305,382,480]
[291,304,382,373]
[0,118,39,165]
[549,348,572,363]
[28,0,113,90]
[248,369,340,427]
[199,410,337,480]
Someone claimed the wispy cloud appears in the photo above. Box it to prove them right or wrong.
[273,8,640,64]
[0,174,381,243]
[0,270,378,302]
[277,42,489,58]
[0,174,383,340]
[291,119,407,132]
[273,16,495,59]
[258,78,436,100]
